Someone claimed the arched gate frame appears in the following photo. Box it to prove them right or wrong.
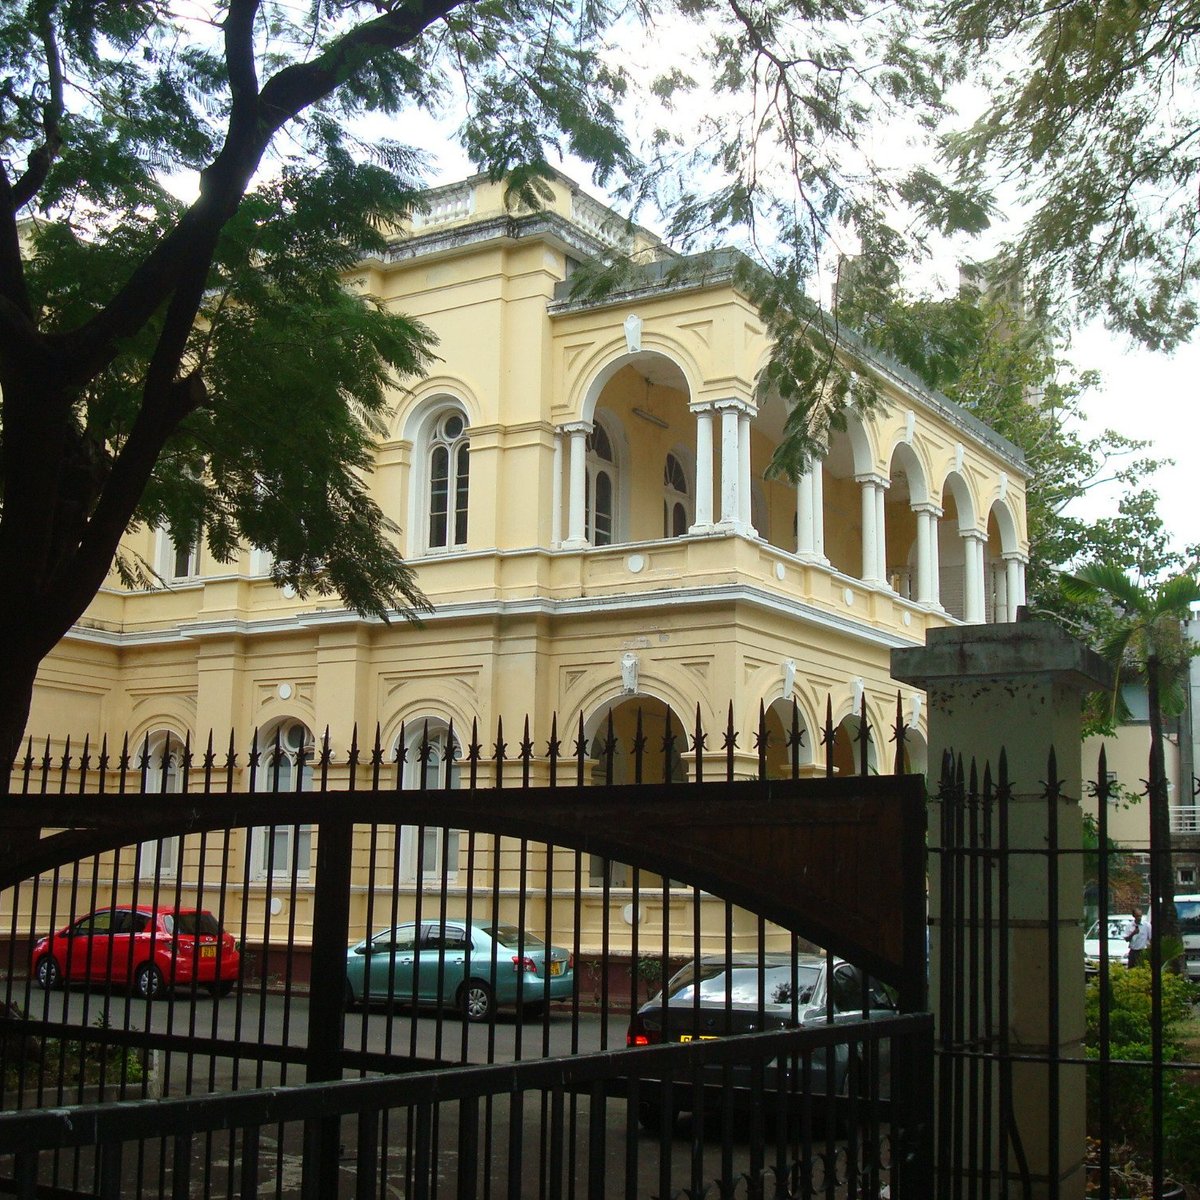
[0,738,931,1199]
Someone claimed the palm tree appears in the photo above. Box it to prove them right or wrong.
[1061,564,1200,956]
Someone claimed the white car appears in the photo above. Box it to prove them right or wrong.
[1176,894,1200,981]
[1084,915,1131,975]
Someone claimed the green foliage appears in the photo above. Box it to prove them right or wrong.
[1085,966,1194,1054]
[1084,967,1199,1183]
[938,0,1200,348]
[1061,566,1200,728]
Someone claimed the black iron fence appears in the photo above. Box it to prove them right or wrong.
[0,699,932,1199]
[932,746,1200,1199]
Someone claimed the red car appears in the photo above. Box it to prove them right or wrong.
[32,906,240,999]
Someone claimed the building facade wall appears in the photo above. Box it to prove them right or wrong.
[19,172,1030,959]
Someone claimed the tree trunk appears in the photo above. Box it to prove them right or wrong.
[1146,656,1180,967]
[0,651,42,792]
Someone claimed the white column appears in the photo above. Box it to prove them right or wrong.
[796,470,814,555]
[691,405,715,532]
[916,506,936,604]
[738,410,755,535]
[875,480,888,589]
[551,431,563,547]
[994,557,1009,623]
[962,531,986,623]
[858,475,881,583]
[811,457,826,561]
[929,507,943,607]
[1005,555,1026,613]
[562,421,591,549]
[718,402,740,528]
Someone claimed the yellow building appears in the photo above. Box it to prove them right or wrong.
[21,171,1030,961]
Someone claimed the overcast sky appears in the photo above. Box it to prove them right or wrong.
[1065,325,1198,563]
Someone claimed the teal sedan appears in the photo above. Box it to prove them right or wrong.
[345,920,575,1021]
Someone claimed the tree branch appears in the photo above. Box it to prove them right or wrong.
[12,0,66,210]
[64,0,467,386]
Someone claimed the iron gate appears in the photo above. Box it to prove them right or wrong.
[0,700,931,1198]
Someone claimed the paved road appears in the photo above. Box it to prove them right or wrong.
[10,986,875,1198]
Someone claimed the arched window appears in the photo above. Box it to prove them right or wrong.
[253,719,315,879]
[427,410,470,551]
[136,731,186,879]
[663,452,691,538]
[585,420,617,546]
[396,721,462,886]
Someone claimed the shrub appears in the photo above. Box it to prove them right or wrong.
[1085,966,1200,1187]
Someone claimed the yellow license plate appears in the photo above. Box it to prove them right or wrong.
[549,960,562,976]
[201,945,216,959]
[679,1034,717,1043]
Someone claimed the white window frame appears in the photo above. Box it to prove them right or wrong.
[157,529,200,582]
[585,419,618,546]
[425,409,470,553]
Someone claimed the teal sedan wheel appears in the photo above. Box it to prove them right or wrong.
[460,979,493,1023]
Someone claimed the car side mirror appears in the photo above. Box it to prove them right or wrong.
[353,944,369,956]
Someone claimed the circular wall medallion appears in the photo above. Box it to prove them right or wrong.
[843,588,855,606]
[903,611,912,626]
[774,563,786,581]
[626,554,646,574]
[277,683,293,701]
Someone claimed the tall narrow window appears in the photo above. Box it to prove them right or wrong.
[397,722,463,886]
[136,731,185,879]
[663,452,691,538]
[428,411,470,550]
[253,720,315,879]
[158,529,199,581]
[585,421,617,546]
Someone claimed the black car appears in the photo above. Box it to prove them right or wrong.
[625,952,895,1129]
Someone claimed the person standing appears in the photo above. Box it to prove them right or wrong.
[1124,905,1151,968]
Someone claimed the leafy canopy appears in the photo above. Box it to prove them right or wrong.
[938,0,1200,349]
[0,0,979,634]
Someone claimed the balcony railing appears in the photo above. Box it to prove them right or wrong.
[1171,805,1200,834]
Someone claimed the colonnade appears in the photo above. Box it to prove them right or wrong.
[550,406,1027,623]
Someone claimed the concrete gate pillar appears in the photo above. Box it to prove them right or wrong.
[892,620,1112,1200]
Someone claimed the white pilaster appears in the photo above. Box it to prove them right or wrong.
[811,457,826,560]
[551,431,563,547]
[738,410,755,535]
[562,421,591,549]
[875,479,888,589]
[691,404,715,532]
